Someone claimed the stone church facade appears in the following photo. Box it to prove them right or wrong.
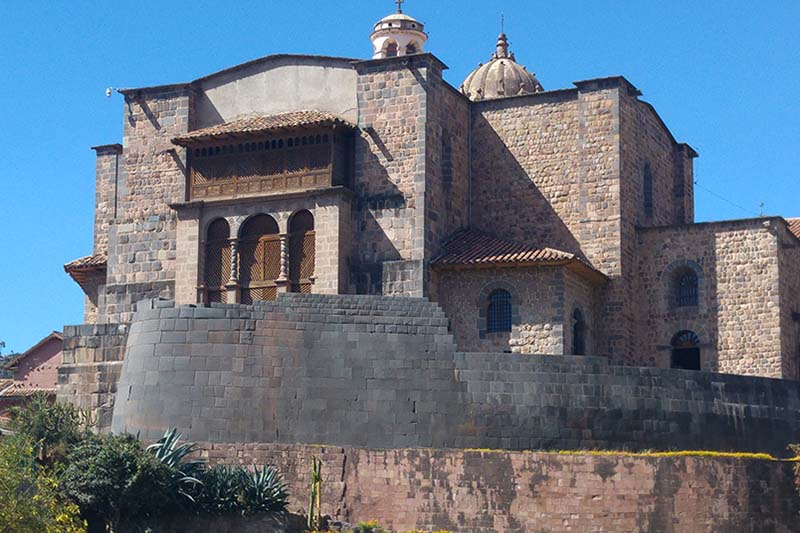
[65,6,800,382]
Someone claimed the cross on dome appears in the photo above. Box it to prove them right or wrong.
[395,0,404,13]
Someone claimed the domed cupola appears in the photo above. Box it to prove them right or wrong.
[370,1,428,59]
[461,33,544,101]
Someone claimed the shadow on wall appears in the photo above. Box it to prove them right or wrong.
[349,134,407,295]
[469,109,586,261]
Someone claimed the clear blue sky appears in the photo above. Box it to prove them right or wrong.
[0,1,797,353]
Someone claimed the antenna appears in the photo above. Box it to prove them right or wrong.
[759,201,765,217]
[501,13,505,34]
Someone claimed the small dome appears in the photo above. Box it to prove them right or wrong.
[370,6,427,59]
[461,33,544,101]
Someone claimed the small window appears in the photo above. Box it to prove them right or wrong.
[643,162,654,218]
[385,41,399,57]
[406,42,418,55]
[572,308,586,355]
[676,269,698,307]
[671,330,700,370]
[487,289,512,333]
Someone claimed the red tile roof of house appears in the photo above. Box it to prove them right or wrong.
[64,253,107,287]
[787,218,800,240]
[432,230,607,283]
[172,110,355,146]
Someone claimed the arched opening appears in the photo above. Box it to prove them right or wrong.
[643,162,654,218]
[406,42,418,55]
[674,267,699,307]
[204,218,230,304]
[288,210,315,293]
[238,214,280,304]
[385,40,399,57]
[487,289,512,333]
[572,308,586,355]
[671,330,701,370]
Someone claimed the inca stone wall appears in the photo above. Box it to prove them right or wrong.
[101,87,191,323]
[635,218,793,377]
[91,144,122,256]
[107,294,800,454]
[777,221,800,380]
[351,56,434,296]
[436,266,595,354]
[196,444,799,533]
[58,323,127,428]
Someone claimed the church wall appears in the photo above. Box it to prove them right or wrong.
[423,74,471,272]
[635,219,785,377]
[563,269,597,355]
[436,267,566,354]
[101,87,191,323]
[777,222,800,379]
[194,56,359,128]
[470,83,630,360]
[619,94,694,229]
[351,56,434,296]
[92,144,122,256]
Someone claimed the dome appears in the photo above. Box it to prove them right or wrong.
[461,33,544,101]
[370,4,427,59]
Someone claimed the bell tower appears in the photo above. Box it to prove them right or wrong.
[370,1,427,59]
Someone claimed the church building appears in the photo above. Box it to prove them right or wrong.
[65,4,800,380]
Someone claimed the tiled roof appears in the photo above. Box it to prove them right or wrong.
[433,230,576,266]
[64,253,107,271]
[787,218,800,240]
[432,230,606,283]
[0,383,56,398]
[172,110,355,145]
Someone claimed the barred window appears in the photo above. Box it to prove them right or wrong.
[677,270,698,307]
[204,218,230,304]
[487,289,512,333]
[288,210,315,294]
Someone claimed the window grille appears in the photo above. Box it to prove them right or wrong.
[487,289,512,333]
[671,330,701,370]
[677,271,698,307]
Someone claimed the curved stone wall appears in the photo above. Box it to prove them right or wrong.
[112,295,800,455]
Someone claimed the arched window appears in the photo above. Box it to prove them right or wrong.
[675,269,699,307]
[385,41,399,57]
[487,289,512,333]
[671,330,701,370]
[406,42,418,55]
[288,210,315,294]
[643,162,654,218]
[572,308,586,355]
[204,219,230,304]
[238,214,280,304]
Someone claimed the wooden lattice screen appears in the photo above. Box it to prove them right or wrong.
[288,210,315,293]
[238,214,281,302]
[204,219,231,304]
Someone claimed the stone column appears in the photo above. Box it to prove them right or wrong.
[225,238,240,303]
[276,233,289,293]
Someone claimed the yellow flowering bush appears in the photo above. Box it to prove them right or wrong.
[0,436,86,533]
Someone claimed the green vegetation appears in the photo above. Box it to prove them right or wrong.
[307,455,323,530]
[1,398,289,532]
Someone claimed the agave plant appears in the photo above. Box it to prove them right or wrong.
[196,464,246,515]
[242,464,289,515]
[146,427,205,502]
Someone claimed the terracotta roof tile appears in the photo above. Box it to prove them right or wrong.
[64,253,107,271]
[787,218,800,240]
[0,383,56,398]
[432,230,607,283]
[172,110,355,145]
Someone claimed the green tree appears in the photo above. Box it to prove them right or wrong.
[0,436,86,533]
[60,433,179,532]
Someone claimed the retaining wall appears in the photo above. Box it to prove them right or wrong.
[197,443,800,533]
[109,295,800,455]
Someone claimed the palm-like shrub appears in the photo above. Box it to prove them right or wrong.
[242,465,289,515]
